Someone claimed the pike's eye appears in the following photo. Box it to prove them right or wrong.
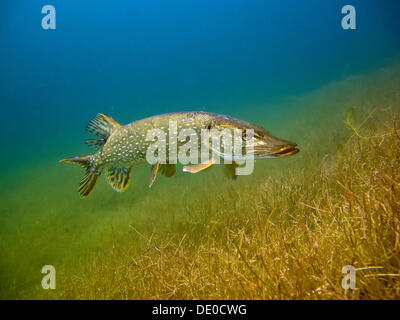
[242,130,249,140]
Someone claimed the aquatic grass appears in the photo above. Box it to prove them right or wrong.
[56,107,400,300]
[1,64,400,299]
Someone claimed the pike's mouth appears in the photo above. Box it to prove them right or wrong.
[215,142,300,160]
[270,145,299,158]
[250,144,300,159]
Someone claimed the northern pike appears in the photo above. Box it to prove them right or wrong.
[60,112,299,198]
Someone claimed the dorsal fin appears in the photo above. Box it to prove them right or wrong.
[86,113,121,140]
[85,138,106,151]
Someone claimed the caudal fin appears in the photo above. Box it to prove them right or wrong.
[60,155,101,198]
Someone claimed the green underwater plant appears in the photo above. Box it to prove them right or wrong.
[346,107,355,125]
[344,104,400,142]
[2,65,400,300]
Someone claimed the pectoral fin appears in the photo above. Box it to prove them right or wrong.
[183,159,216,174]
[106,167,132,192]
[223,162,239,180]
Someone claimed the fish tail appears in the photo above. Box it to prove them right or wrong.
[59,155,102,198]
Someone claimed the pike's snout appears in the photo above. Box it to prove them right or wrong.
[252,134,299,159]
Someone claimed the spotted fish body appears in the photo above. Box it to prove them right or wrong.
[61,112,299,198]
[93,112,213,169]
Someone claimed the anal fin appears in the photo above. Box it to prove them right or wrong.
[106,167,132,192]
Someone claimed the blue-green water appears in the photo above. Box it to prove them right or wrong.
[0,0,400,299]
